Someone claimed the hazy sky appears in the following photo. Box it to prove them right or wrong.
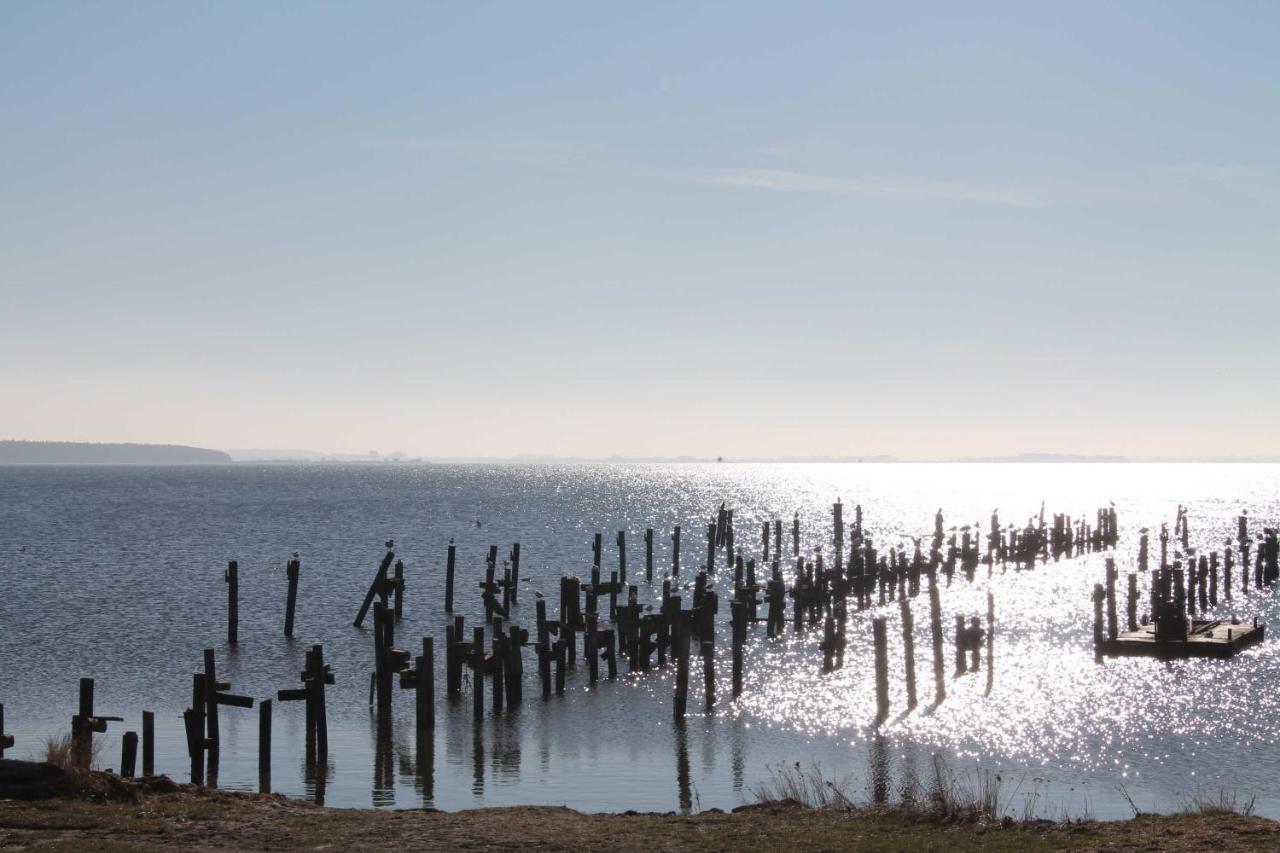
[2,2,1277,459]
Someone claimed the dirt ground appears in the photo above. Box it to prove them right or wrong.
[2,779,1279,852]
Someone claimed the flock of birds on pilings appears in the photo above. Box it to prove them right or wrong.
[7,498,1276,799]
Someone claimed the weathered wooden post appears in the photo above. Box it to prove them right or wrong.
[141,710,154,775]
[617,530,627,581]
[0,704,11,758]
[762,520,771,563]
[954,615,968,675]
[1126,573,1138,632]
[585,613,599,684]
[872,617,889,724]
[536,599,551,697]
[72,678,121,772]
[673,607,690,721]
[899,596,917,711]
[120,731,138,778]
[833,500,844,572]
[1105,558,1118,642]
[355,550,397,628]
[928,581,945,705]
[258,699,271,793]
[645,528,654,582]
[225,560,239,646]
[672,525,682,576]
[1092,583,1105,663]
[445,540,456,612]
[730,598,746,699]
[284,554,300,636]
[702,631,715,710]
[509,543,521,605]
[394,559,406,620]
[792,512,800,556]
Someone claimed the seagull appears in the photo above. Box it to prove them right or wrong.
[385,539,395,550]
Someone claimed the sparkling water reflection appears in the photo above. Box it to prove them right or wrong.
[0,463,1278,817]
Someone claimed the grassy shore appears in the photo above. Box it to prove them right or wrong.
[2,781,1279,852]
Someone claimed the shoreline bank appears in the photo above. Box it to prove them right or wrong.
[1,766,1277,852]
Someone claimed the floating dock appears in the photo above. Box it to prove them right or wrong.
[1101,618,1265,660]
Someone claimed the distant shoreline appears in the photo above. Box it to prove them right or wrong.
[3,440,1278,465]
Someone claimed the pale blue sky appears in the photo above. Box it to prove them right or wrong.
[2,2,1277,458]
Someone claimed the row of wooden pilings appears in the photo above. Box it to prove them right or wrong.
[39,496,1121,792]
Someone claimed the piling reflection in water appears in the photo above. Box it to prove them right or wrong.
[674,723,692,813]
[372,710,394,807]
[303,755,331,806]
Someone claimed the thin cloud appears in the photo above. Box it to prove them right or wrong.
[1164,162,1268,180]
[690,168,1036,206]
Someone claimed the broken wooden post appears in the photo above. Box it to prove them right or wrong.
[284,554,300,636]
[445,540,456,612]
[1127,573,1138,632]
[394,559,406,620]
[673,606,690,721]
[1092,583,1105,663]
[141,710,154,776]
[645,528,654,582]
[872,617,889,724]
[120,731,138,778]
[258,699,271,793]
[278,644,332,764]
[225,560,239,646]
[730,599,746,698]
[509,543,521,605]
[617,530,627,581]
[72,678,121,772]
[355,550,396,628]
[0,704,12,757]
[536,599,551,698]
[1105,558,1118,642]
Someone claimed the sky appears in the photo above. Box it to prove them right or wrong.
[2,2,1278,460]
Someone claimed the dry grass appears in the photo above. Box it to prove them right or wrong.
[750,756,1002,823]
[1183,787,1258,817]
[42,731,102,775]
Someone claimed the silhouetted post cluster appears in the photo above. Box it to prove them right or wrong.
[276,644,332,767]
[184,649,252,784]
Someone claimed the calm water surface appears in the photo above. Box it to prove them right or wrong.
[1,463,1277,817]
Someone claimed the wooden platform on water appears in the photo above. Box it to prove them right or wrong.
[1101,620,1266,660]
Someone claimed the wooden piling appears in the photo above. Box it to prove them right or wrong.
[284,555,300,636]
[225,560,239,646]
[394,559,406,620]
[1126,573,1138,632]
[258,699,271,792]
[141,710,154,776]
[355,551,396,628]
[673,611,690,720]
[673,525,681,576]
[445,540,456,612]
[645,528,654,582]
[536,599,551,697]
[1105,558,1118,642]
[120,731,138,778]
[617,530,627,581]
[954,615,967,676]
